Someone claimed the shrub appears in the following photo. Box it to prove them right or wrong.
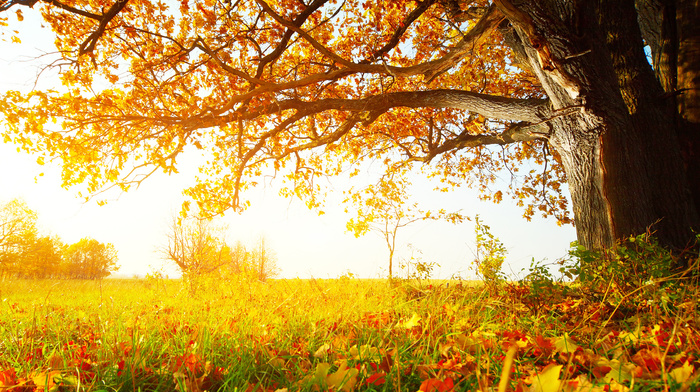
[397,244,439,287]
[472,215,506,287]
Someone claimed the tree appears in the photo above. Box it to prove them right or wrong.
[249,236,279,281]
[219,240,250,277]
[18,234,64,278]
[216,237,279,281]
[345,174,463,278]
[63,238,119,279]
[1,0,698,252]
[0,198,39,277]
[0,200,115,279]
[162,214,231,277]
[162,214,279,286]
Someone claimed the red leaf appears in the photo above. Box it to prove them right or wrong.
[419,377,455,392]
[365,372,386,386]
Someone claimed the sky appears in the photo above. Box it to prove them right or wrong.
[0,9,577,280]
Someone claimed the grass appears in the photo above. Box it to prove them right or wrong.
[0,274,698,392]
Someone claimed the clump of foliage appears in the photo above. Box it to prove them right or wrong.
[397,245,439,286]
[572,233,699,317]
[392,245,440,301]
[472,215,507,287]
[516,255,579,313]
[516,232,699,322]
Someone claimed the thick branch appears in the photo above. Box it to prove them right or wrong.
[238,89,549,124]
[362,0,439,64]
[254,0,353,68]
[634,0,663,57]
[412,121,548,163]
[196,40,274,88]
[254,0,331,79]
[493,0,582,98]
[4,0,129,55]
[422,4,504,82]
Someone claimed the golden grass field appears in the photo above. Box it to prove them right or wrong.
[0,275,698,391]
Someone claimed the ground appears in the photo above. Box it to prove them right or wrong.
[0,274,697,392]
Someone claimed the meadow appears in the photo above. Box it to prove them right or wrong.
[0,270,698,392]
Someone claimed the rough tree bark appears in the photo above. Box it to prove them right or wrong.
[636,0,700,224]
[499,0,698,250]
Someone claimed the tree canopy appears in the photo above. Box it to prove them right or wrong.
[63,237,119,279]
[1,0,698,251]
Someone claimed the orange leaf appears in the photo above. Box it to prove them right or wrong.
[419,377,455,392]
[0,368,17,388]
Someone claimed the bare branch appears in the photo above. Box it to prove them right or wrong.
[411,121,548,163]
[78,0,130,56]
[1,0,101,19]
[212,4,506,115]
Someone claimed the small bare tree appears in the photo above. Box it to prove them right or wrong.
[219,240,249,277]
[345,174,463,279]
[162,214,230,278]
[249,236,280,281]
[0,199,39,277]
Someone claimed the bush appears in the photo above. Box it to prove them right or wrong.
[397,245,438,286]
[472,215,506,287]
[516,233,699,316]
[571,233,699,315]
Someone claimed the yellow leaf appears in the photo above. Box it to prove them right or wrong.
[529,364,561,392]
[554,333,579,354]
[618,323,641,344]
[669,360,694,384]
[399,313,421,329]
[601,359,636,384]
[32,371,61,392]
[494,190,503,202]
[348,344,380,360]
[313,343,331,358]
[326,361,358,392]
[313,362,331,383]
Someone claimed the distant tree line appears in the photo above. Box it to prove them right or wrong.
[0,199,118,279]
[162,213,279,282]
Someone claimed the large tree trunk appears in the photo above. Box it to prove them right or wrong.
[636,0,700,224]
[504,0,699,250]
[675,0,700,221]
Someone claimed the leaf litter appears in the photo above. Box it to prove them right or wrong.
[0,278,697,391]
